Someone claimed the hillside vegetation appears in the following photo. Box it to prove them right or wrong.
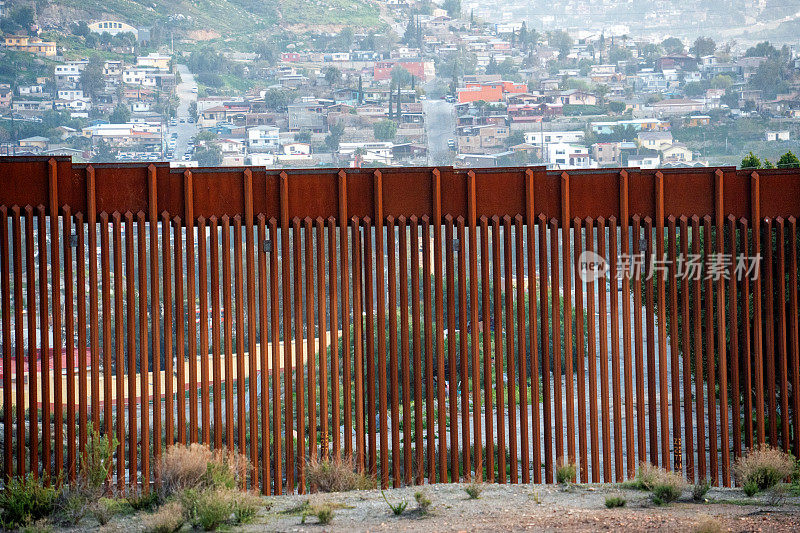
[39,0,381,34]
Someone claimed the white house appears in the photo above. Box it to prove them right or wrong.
[339,142,394,165]
[628,154,661,168]
[249,152,276,167]
[524,130,585,145]
[89,20,139,38]
[277,143,312,162]
[546,142,596,169]
[57,89,85,101]
[247,125,280,150]
[765,130,790,142]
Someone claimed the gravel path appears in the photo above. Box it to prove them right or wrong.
[249,483,800,532]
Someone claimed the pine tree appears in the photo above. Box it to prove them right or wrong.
[357,75,363,105]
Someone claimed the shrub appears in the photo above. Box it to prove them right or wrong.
[193,489,233,531]
[142,501,185,533]
[692,480,711,501]
[465,483,483,499]
[159,443,214,495]
[733,445,795,495]
[89,499,115,525]
[80,423,118,492]
[316,505,334,525]
[127,487,160,511]
[633,462,662,490]
[414,491,431,514]
[766,483,788,506]
[652,475,686,505]
[206,448,250,490]
[381,490,408,515]
[556,459,577,484]
[232,491,261,524]
[604,495,626,508]
[306,455,375,492]
[743,479,759,497]
[52,485,88,526]
[0,475,58,529]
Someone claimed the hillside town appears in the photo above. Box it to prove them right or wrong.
[1,0,799,169]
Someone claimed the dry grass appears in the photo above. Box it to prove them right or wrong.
[306,456,376,493]
[141,501,185,533]
[692,516,723,533]
[158,443,251,496]
[733,445,795,494]
[158,443,214,495]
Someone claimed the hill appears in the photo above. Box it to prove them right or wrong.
[37,0,382,36]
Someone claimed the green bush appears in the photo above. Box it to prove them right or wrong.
[316,505,334,525]
[142,501,185,533]
[127,488,160,512]
[193,489,233,531]
[232,491,261,524]
[652,482,683,505]
[556,460,576,484]
[0,475,58,529]
[734,446,796,495]
[414,491,431,514]
[604,495,626,508]
[465,483,483,499]
[81,423,118,491]
[692,480,711,501]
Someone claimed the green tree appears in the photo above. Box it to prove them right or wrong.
[373,119,398,141]
[777,151,800,169]
[710,74,733,90]
[195,144,222,166]
[661,37,684,54]
[689,37,716,58]
[740,151,761,169]
[325,122,344,152]
[108,103,130,124]
[72,21,90,37]
[548,30,572,60]
[263,89,290,111]
[608,101,626,114]
[443,0,461,18]
[506,130,525,147]
[745,41,779,59]
[80,55,105,99]
[324,67,342,85]
[92,140,117,163]
[188,102,198,121]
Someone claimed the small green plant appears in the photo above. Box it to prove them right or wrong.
[532,489,542,504]
[142,501,185,533]
[556,459,577,484]
[465,483,483,499]
[127,487,160,511]
[193,489,233,531]
[692,479,711,501]
[52,485,88,526]
[743,479,759,497]
[0,475,58,529]
[652,482,683,505]
[414,491,431,514]
[81,423,118,491]
[381,490,408,515]
[605,495,626,508]
[733,445,796,496]
[316,505,334,525]
[232,491,261,524]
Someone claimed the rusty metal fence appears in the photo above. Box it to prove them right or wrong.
[1,156,799,494]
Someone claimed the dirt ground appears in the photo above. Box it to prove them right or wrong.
[237,483,800,533]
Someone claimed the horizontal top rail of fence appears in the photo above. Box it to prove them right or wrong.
[2,157,799,222]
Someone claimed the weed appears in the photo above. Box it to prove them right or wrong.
[532,489,542,504]
[142,501,186,533]
[743,479,759,497]
[316,505,334,525]
[0,475,58,529]
[52,484,88,526]
[464,483,483,499]
[192,489,233,531]
[80,423,118,492]
[158,443,214,496]
[692,516,723,533]
[692,479,711,501]
[381,490,408,515]
[604,495,626,508]
[306,455,376,492]
[414,491,431,514]
[652,482,683,505]
[733,445,795,495]
[127,487,160,512]
[20,519,53,533]
[556,458,577,484]
[232,491,262,524]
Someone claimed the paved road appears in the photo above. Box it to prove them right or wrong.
[170,64,199,162]
[423,98,456,166]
